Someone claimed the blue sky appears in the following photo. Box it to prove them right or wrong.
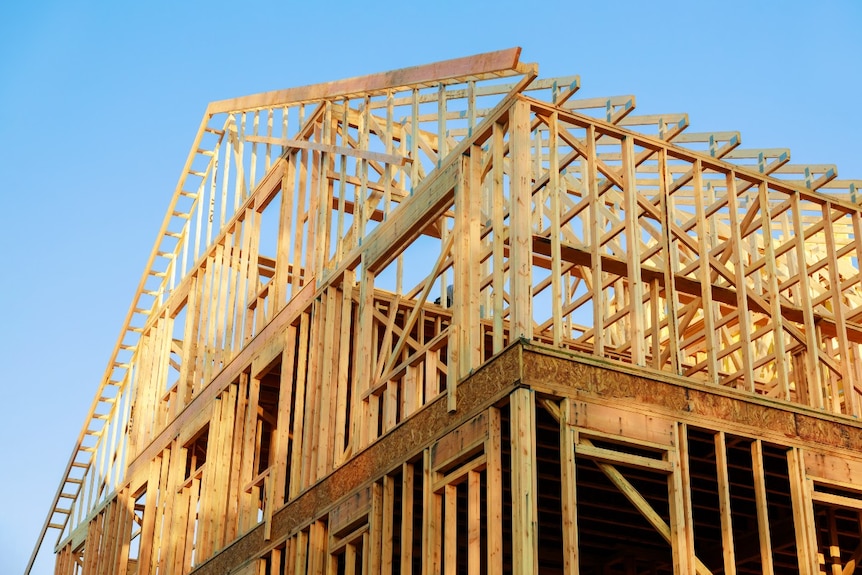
[1,1,859,573]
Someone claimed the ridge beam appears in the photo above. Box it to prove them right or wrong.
[208,48,529,116]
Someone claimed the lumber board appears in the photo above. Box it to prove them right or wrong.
[208,48,526,115]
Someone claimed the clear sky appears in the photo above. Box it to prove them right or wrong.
[1,0,859,573]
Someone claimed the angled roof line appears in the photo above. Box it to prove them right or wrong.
[207,47,529,116]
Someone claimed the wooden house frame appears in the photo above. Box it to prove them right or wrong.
[29,48,862,575]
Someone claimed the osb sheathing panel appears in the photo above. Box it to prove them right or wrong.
[520,343,862,452]
[189,343,523,575]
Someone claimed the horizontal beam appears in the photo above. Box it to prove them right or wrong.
[521,343,862,452]
[208,48,527,115]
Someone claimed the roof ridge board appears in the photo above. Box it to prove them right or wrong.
[207,47,528,116]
